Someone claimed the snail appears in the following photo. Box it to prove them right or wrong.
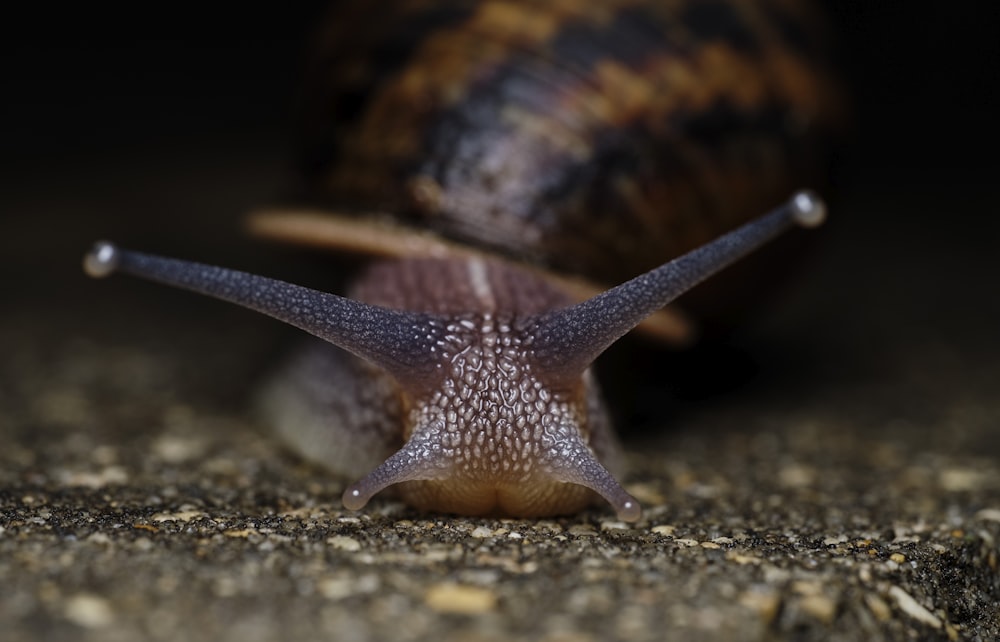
[84,0,841,522]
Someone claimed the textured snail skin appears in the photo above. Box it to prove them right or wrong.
[298,0,843,285]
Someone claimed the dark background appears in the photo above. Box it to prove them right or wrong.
[3,1,999,418]
[4,3,997,190]
[4,3,999,227]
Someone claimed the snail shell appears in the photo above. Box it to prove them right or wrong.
[280,0,842,286]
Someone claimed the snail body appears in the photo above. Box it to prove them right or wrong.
[84,0,839,521]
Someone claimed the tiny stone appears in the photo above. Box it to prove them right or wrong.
[317,577,354,601]
[699,541,721,550]
[726,552,761,565]
[326,536,361,552]
[975,508,1000,522]
[64,466,129,488]
[938,468,984,492]
[317,575,379,601]
[132,537,154,552]
[888,586,942,629]
[152,509,204,523]
[650,525,675,536]
[152,436,206,463]
[568,525,597,536]
[470,526,495,538]
[424,583,498,614]
[792,581,824,596]
[889,553,906,564]
[799,594,838,624]
[865,593,892,621]
[778,463,816,487]
[739,589,781,623]
[64,594,114,628]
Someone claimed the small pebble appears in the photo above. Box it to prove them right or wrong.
[938,468,984,492]
[974,508,1000,522]
[64,594,114,628]
[726,552,761,566]
[318,575,379,601]
[739,589,781,623]
[888,586,942,629]
[152,435,206,463]
[799,594,838,624]
[151,509,204,523]
[865,593,892,621]
[424,583,498,614]
[326,536,361,552]
[568,525,597,537]
[778,463,817,487]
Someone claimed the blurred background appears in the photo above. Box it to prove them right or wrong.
[2,1,999,437]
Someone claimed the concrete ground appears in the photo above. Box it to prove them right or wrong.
[2,4,999,641]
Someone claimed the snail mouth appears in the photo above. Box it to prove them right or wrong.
[395,478,597,519]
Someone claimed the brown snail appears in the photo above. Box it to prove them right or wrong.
[84,0,840,522]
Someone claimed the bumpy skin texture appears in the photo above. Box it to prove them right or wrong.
[297,0,842,284]
[351,257,627,517]
[261,256,626,517]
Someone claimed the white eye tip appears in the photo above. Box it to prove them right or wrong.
[790,190,827,228]
[341,485,369,511]
[616,497,642,523]
[83,241,120,278]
